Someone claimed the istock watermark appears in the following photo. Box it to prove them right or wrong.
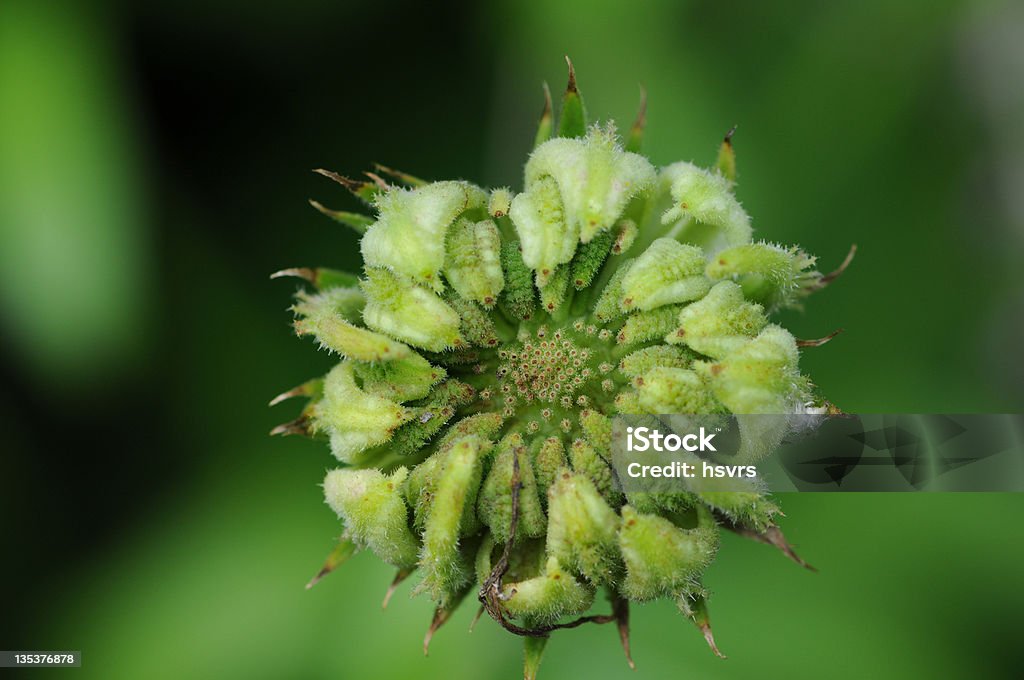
[625,426,718,452]
[611,414,1024,493]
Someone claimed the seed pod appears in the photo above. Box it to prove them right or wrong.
[546,470,621,584]
[501,556,595,625]
[619,345,695,379]
[361,267,464,352]
[353,353,446,403]
[635,366,721,415]
[706,241,821,312]
[592,258,635,322]
[324,467,420,568]
[625,490,699,517]
[523,126,656,245]
[444,217,505,307]
[579,409,612,451]
[613,389,644,415]
[446,295,500,348]
[621,238,710,311]
[406,450,445,533]
[532,437,566,502]
[700,325,805,414]
[375,380,476,461]
[660,162,752,254]
[419,435,490,604]
[438,412,506,450]
[510,176,575,285]
[361,181,487,290]
[292,287,413,361]
[538,264,571,313]
[313,362,413,463]
[617,304,686,346]
[671,280,767,358]
[618,505,718,601]
[478,434,546,542]
[569,438,617,502]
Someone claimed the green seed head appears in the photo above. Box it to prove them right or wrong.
[272,61,849,677]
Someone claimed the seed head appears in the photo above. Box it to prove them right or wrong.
[273,62,849,678]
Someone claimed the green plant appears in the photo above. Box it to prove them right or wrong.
[272,60,849,678]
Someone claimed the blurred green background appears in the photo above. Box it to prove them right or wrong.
[1,0,1022,678]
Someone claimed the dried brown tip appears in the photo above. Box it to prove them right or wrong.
[700,621,727,659]
[468,605,485,633]
[270,416,310,437]
[541,81,553,117]
[270,267,316,283]
[564,55,578,93]
[305,538,357,589]
[363,171,389,191]
[817,243,858,288]
[625,86,647,153]
[723,124,738,145]
[381,568,413,609]
[308,199,350,220]
[796,328,844,348]
[305,564,332,590]
[308,199,331,216]
[613,595,635,670]
[372,163,425,187]
[424,606,453,656]
[312,168,360,190]
[824,401,848,416]
[725,520,817,572]
[635,86,648,128]
[269,383,313,407]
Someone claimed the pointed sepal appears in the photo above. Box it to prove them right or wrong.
[556,56,587,138]
[307,200,374,234]
[715,125,737,184]
[305,536,359,589]
[272,266,361,290]
[313,168,381,205]
[677,593,726,658]
[523,636,548,680]
[534,82,554,149]
[624,86,647,154]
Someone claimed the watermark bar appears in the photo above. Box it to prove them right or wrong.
[611,414,1024,492]
[0,651,81,667]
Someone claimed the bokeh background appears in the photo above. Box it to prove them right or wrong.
[2,0,1023,678]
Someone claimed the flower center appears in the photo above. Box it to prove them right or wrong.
[497,328,593,407]
[488,321,620,432]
